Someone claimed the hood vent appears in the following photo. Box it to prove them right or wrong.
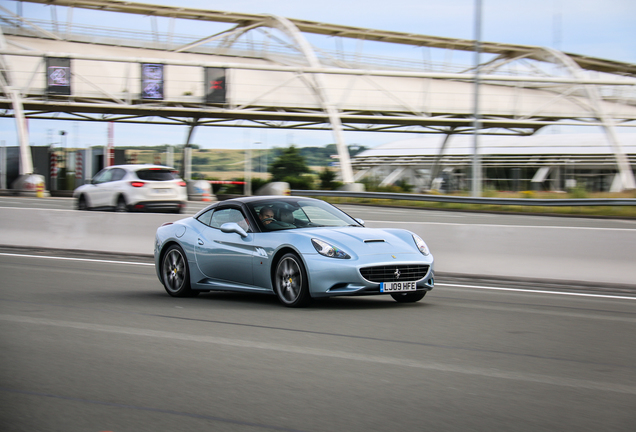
[364,239,386,243]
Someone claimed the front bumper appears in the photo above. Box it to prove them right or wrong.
[303,252,434,298]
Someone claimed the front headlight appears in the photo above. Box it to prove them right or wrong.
[311,238,350,259]
[412,234,430,256]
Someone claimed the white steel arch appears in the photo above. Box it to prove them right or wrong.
[541,47,636,190]
[1,0,635,190]
[261,15,354,184]
[0,25,32,176]
[178,13,356,184]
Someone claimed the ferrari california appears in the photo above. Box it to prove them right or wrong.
[155,196,434,307]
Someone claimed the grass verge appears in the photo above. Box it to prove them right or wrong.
[317,191,636,219]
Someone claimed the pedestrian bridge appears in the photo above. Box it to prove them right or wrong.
[1,0,635,188]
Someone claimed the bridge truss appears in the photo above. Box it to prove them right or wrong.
[1,0,635,189]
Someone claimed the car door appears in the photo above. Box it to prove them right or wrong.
[105,168,128,206]
[87,168,113,207]
[194,207,254,287]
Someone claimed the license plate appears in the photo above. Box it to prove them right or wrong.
[381,281,417,292]
[154,188,171,195]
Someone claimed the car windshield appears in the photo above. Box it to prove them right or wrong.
[248,198,360,231]
[136,168,179,181]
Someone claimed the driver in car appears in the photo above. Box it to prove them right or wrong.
[259,207,275,225]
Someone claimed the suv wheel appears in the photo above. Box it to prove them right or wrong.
[115,196,128,212]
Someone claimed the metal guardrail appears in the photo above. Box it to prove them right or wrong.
[291,190,636,207]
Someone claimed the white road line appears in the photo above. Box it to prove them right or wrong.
[364,220,636,231]
[0,252,154,266]
[2,313,635,395]
[0,206,201,215]
[437,282,636,301]
[1,252,633,301]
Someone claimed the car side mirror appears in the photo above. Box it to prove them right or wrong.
[220,222,248,238]
[355,218,365,226]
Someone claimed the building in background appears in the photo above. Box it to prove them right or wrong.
[352,134,636,193]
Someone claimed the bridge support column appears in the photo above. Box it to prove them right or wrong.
[544,48,635,191]
[266,15,356,185]
[428,132,454,190]
[182,121,198,181]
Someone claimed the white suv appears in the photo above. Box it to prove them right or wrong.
[74,164,188,213]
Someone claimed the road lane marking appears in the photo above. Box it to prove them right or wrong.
[0,252,154,266]
[437,283,636,301]
[364,220,636,231]
[2,313,635,395]
[1,253,634,300]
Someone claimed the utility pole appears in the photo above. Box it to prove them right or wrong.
[471,0,483,197]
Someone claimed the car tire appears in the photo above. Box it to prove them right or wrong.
[391,291,426,303]
[274,253,311,308]
[77,195,89,210]
[161,244,199,297]
[115,196,128,212]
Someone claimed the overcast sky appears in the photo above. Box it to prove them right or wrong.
[1,0,635,150]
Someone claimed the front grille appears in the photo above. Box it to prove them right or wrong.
[360,265,430,283]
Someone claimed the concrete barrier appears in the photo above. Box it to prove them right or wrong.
[0,207,182,255]
[1,207,635,286]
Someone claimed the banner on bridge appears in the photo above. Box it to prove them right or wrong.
[204,67,227,104]
[45,57,71,96]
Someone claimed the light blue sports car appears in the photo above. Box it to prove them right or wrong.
[155,196,434,307]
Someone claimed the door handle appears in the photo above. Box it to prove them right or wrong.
[197,238,204,245]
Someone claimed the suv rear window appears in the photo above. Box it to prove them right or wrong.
[135,169,178,181]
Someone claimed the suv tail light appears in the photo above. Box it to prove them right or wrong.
[178,181,187,187]
[130,181,145,188]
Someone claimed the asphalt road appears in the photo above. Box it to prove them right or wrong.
[1,251,635,431]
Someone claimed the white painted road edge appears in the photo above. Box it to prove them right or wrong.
[0,252,155,266]
[2,252,635,301]
[436,283,636,301]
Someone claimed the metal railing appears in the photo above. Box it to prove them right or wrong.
[291,190,636,206]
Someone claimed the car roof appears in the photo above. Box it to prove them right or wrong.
[221,195,320,204]
[106,164,177,171]
[193,195,322,218]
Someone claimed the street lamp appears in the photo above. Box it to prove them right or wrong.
[253,141,262,173]
[244,142,252,196]
[59,131,67,187]
[472,0,483,197]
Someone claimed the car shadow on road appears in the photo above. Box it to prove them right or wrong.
[101,288,436,311]
[193,291,434,310]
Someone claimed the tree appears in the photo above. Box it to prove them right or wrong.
[269,146,314,190]
[269,145,311,181]
[318,166,341,190]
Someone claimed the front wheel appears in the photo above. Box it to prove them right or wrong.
[274,253,311,307]
[76,195,89,211]
[391,291,426,303]
[161,245,198,297]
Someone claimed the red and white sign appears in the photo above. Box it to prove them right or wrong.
[50,152,58,178]
[75,152,83,180]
